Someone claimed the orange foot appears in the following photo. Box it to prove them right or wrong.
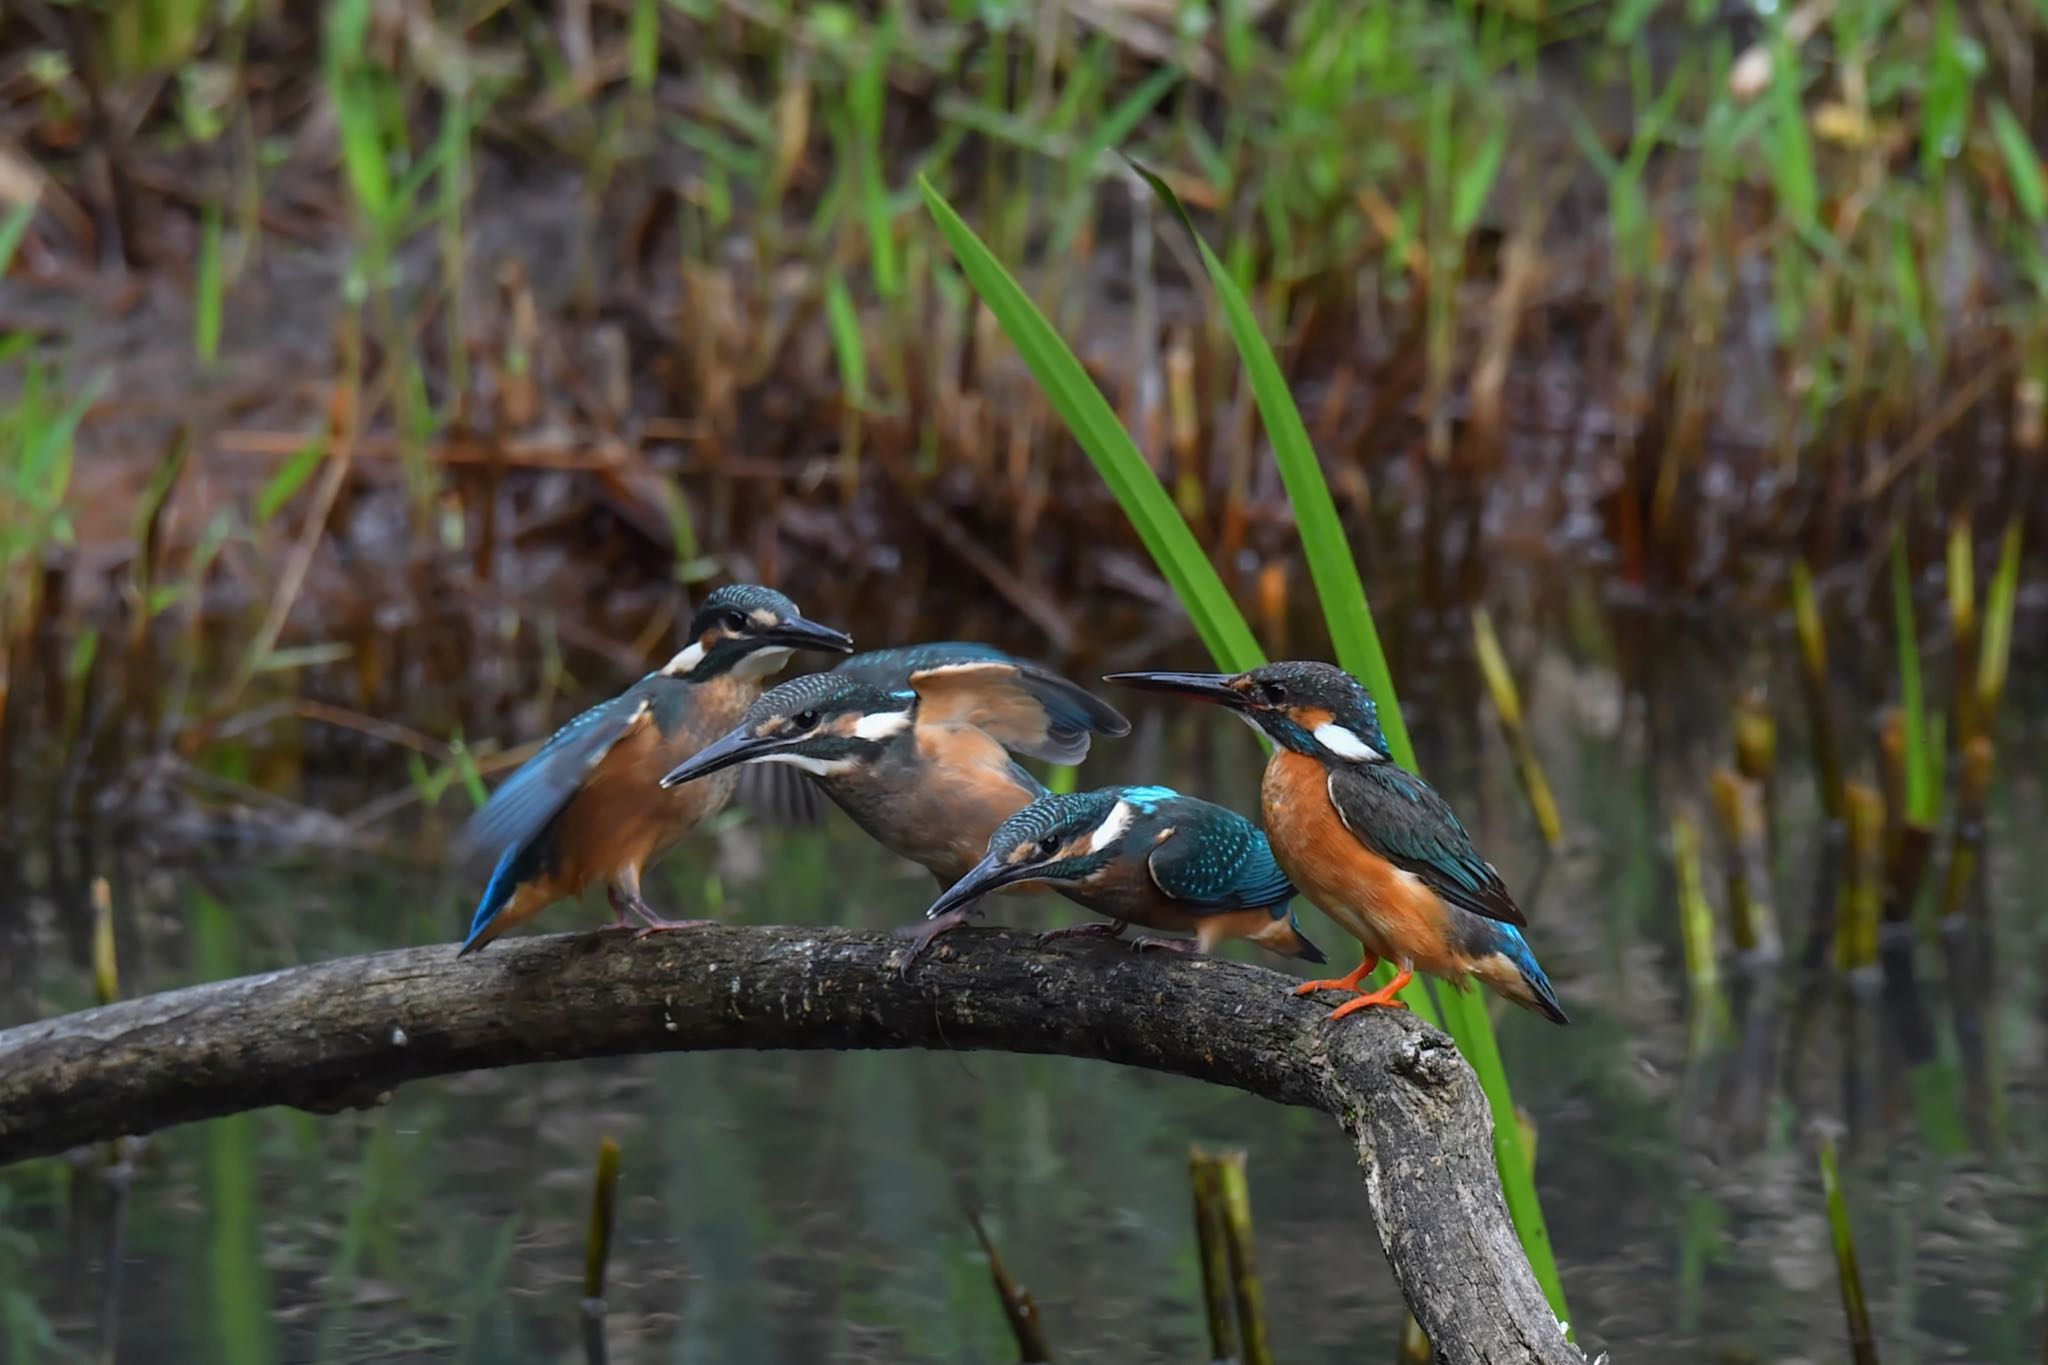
[1324,967,1416,1022]
[1293,954,1380,997]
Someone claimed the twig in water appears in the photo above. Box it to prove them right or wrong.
[964,1207,1052,1363]
[581,1136,621,1365]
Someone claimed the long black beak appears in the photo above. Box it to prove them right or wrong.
[767,615,855,654]
[923,849,1045,922]
[660,724,794,789]
[1102,670,1246,707]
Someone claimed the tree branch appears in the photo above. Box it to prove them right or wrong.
[0,926,1578,1364]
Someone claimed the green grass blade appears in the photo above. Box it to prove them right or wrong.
[1989,100,2047,225]
[824,274,868,408]
[629,0,658,93]
[0,201,36,275]
[1076,67,1181,175]
[1137,161,1564,1324]
[195,200,224,366]
[257,430,327,522]
[917,176,1261,669]
[1765,20,1817,230]
[1978,516,2023,722]
[1128,160,1415,769]
[1818,1135,1881,1364]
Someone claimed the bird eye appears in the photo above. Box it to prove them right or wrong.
[1036,837,1061,860]
[791,709,819,731]
[1257,681,1287,705]
[723,610,749,632]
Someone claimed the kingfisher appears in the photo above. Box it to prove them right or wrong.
[656,645,1129,951]
[1106,661,1567,1024]
[921,785,1326,963]
[455,584,853,956]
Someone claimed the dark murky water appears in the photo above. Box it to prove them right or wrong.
[2,587,2044,1363]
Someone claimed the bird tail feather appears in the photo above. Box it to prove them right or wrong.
[458,842,525,957]
[1252,906,1328,964]
[1474,928,1568,1024]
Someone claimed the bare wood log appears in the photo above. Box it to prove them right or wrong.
[0,926,1580,1364]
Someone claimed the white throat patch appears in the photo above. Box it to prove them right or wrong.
[1086,800,1136,853]
[1313,721,1384,763]
[757,751,858,777]
[852,710,913,742]
[733,646,795,680]
[660,641,707,677]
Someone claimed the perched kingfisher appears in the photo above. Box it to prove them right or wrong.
[656,645,1129,949]
[921,785,1326,962]
[455,584,853,955]
[1107,661,1567,1024]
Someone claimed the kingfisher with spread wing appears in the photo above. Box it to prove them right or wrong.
[455,585,852,955]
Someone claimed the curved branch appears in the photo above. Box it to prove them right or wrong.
[0,926,1578,1364]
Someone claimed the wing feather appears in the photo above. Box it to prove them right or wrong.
[906,656,1129,765]
[457,683,653,867]
[1146,799,1297,912]
[1324,764,1526,927]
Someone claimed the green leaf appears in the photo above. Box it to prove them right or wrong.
[824,274,868,408]
[195,200,224,366]
[0,200,36,276]
[1989,99,2046,225]
[630,0,659,92]
[1979,516,2024,717]
[1075,65,1181,175]
[850,16,900,299]
[257,434,326,523]
[1922,0,1971,178]
[917,175,1261,669]
[1451,116,1507,235]
[1766,21,1818,228]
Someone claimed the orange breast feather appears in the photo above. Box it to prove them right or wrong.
[910,723,1039,880]
[1261,750,1459,973]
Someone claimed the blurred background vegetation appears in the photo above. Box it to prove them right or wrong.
[1,0,2046,1360]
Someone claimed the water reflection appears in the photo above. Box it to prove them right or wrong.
[1,623,2043,1362]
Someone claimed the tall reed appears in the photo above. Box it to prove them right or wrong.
[919,170,1568,1321]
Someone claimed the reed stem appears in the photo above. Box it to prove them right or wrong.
[1188,1149,1240,1364]
[1212,1151,1272,1365]
[966,1209,1053,1363]
[1472,607,1563,848]
[1818,1135,1881,1364]
[1733,689,1779,867]
[1673,811,1726,1051]
[1709,770,1778,960]
[1789,560,1843,820]
[1837,783,1885,977]
[580,1136,620,1365]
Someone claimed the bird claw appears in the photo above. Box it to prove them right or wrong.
[631,918,716,940]
[1292,958,1378,997]
[1130,935,1198,954]
[1036,921,1125,947]
[898,909,974,978]
[1323,989,1409,1022]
